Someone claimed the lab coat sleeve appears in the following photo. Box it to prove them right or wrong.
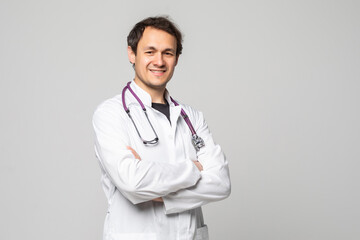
[93,100,201,205]
[162,109,231,214]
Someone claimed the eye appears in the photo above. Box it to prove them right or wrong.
[145,51,154,55]
[165,52,174,56]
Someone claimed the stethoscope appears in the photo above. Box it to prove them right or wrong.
[122,81,205,151]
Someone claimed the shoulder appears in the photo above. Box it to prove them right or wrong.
[93,94,127,125]
[92,94,131,144]
[180,102,200,117]
[175,100,206,128]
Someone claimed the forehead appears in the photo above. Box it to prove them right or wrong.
[138,27,177,50]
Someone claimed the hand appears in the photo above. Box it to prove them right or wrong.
[152,197,163,202]
[192,160,203,171]
[126,146,141,160]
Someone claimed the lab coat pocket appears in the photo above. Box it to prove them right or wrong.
[108,232,157,240]
[195,225,209,240]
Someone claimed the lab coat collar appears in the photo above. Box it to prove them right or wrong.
[128,80,177,108]
[128,80,181,130]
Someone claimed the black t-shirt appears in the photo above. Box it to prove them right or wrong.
[152,100,170,123]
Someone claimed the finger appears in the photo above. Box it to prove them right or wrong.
[126,146,141,160]
[152,197,163,202]
[192,160,203,171]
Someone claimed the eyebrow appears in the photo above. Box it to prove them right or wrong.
[144,46,176,53]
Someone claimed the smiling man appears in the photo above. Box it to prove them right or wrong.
[93,16,231,240]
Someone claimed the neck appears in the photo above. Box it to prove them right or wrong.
[134,79,166,104]
[151,91,166,104]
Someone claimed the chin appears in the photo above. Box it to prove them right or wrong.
[148,78,171,88]
[149,82,168,89]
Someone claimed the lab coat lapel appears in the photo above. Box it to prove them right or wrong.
[170,105,181,134]
[165,90,182,134]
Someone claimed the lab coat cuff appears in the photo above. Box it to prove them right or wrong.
[162,193,196,215]
[162,170,201,215]
[162,193,180,214]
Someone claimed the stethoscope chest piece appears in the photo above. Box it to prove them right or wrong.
[192,134,205,152]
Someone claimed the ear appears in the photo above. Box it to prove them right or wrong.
[127,46,135,64]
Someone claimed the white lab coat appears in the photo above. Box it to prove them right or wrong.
[93,81,231,240]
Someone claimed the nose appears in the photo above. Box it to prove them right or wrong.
[153,53,165,67]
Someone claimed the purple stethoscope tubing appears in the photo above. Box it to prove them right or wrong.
[169,96,196,136]
[122,82,159,145]
[122,82,205,151]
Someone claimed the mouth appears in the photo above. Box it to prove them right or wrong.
[149,69,166,76]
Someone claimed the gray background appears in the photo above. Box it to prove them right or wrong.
[1,0,359,239]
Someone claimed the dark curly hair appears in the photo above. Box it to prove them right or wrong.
[127,16,183,57]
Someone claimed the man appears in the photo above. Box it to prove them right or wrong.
[93,16,231,240]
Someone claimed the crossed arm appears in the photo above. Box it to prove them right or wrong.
[126,146,203,203]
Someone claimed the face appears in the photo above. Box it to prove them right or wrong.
[128,27,179,92]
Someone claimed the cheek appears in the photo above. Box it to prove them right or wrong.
[135,56,150,67]
[168,60,177,69]
[143,57,151,66]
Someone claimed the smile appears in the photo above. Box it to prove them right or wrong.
[150,69,166,73]
[149,69,166,76]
